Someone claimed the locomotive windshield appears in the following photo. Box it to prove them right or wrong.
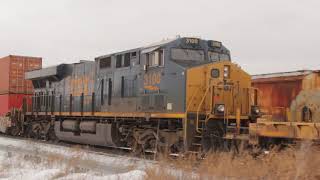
[171,48,204,61]
[208,51,230,62]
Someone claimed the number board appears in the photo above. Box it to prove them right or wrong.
[185,38,199,45]
[209,41,222,48]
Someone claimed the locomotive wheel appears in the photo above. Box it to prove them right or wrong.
[202,120,225,152]
[170,140,184,154]
[131,139,143,156]
[8,126,21,136]
[25,123,41,139]
[131,128,178,156]
[47,126,57,141]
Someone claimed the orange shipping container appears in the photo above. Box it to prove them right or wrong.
[0,55,42,94]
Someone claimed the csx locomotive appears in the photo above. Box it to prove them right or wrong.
[13,37,260,153]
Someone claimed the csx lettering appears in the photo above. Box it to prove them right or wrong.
[70,77,91,96]
[144,73,161,87]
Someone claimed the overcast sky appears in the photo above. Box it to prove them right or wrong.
[0,0,319,74]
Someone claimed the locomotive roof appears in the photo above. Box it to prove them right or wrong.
[252,70,313,80]
[95,37,206,60]
[142,37,179,49]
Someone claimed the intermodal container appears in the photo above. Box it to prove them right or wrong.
[0,55,42,95]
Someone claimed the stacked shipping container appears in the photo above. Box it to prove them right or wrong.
[0,55,42,115]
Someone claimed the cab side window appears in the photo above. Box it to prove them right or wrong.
[116,55,122,68]
[100,57,111,69]
[124,53,130,67]
[146,50,164,67]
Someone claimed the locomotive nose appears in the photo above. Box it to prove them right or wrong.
[186,61,253,116]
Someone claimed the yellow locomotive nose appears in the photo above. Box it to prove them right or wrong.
[186,60,252,115]
[185,60,258,146]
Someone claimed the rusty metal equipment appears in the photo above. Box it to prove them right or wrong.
[250,70,320,144]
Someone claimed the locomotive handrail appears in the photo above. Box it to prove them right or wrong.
[186,87,201,113]
[195,84,257,134]
[195,83,234,133]
[196,85,212,133]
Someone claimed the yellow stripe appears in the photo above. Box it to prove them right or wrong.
[28,111,186,119]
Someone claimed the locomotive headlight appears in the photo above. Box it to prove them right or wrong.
[251,106,261,115]
[214,104,225,115]
[224,65,230,78]
[217,105,225,112]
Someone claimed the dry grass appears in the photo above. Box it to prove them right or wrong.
[1,141,320,179]
[144,142,320,180]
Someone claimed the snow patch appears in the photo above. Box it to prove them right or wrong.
[0,136,149,180]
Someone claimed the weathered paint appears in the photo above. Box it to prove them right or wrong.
[250,71,320,141]
[0,95,9,115]
[0,94,32,116]
[253,70,320,121]
[302,71,320,90]
[249,121,320,140]
[252,71,308,121]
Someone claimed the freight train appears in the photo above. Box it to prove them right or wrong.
[1,37,261,153]
[0,55,42,116]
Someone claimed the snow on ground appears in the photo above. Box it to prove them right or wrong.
[0,136,151,180]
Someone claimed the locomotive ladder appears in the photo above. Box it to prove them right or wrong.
[189,84,232,153]
[186,85,212,153]
[187,85,258,154]
[190,116,208,153]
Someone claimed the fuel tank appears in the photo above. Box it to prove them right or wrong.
[55,121,123,147]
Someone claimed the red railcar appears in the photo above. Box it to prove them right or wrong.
[252,70,313,121]
[0,94,33,115]
[0,55,42,116]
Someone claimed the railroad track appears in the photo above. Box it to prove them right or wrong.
[0,133,176,162]
[0,133,258,161]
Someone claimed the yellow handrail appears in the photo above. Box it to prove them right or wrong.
[194,84,257,133]
[196,85,211,133]
[186,87,201,112]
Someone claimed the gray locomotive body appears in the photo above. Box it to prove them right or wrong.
[24,37,238,152]
[28,37,230,115]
